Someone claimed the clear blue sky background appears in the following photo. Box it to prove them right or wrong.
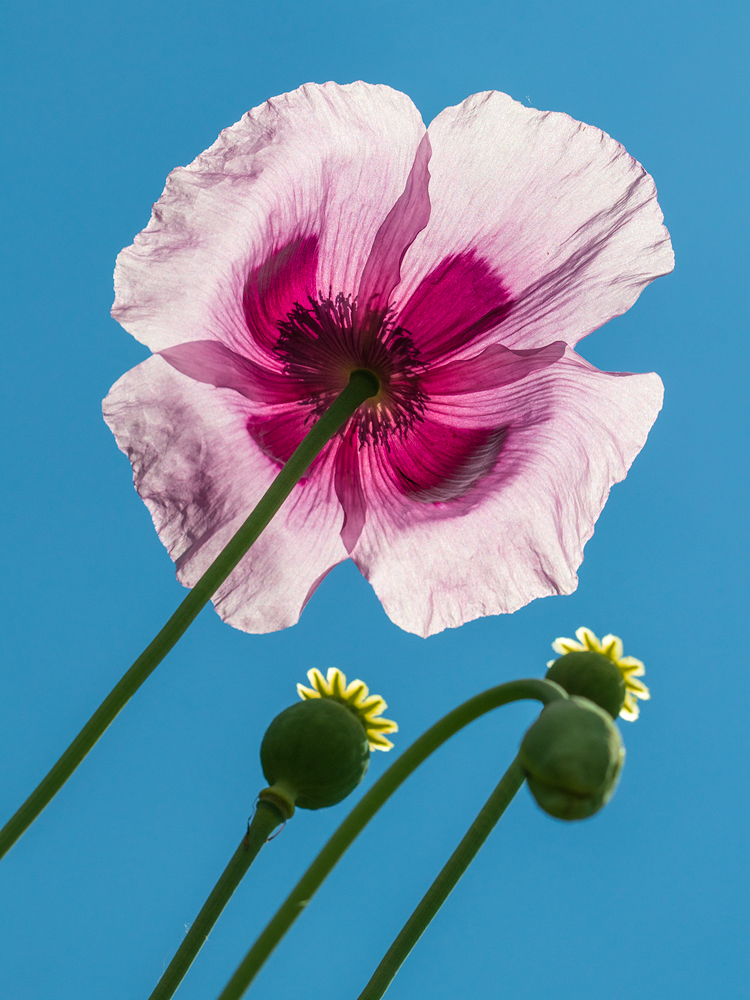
[1,2,747,999]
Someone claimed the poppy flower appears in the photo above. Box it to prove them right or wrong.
[104,82,673,637]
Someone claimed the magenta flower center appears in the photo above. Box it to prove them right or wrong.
[275,292,427,446]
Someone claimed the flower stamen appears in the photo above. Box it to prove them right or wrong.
[275,293,427,448]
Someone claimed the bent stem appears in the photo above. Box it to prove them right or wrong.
[356,757,525,1000]
[148,801,284,1000]
[215,678,566,1000]
[0,370,380,862]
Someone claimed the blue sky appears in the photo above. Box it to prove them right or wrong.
[1,1,747,998]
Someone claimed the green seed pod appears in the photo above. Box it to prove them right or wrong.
[519,697,624,821]
[260,698,370,811]
[546,651,626,719]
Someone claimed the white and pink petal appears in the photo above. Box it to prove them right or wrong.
[348,351,664,636]
[113,82,427,360]
[392,90,673,355]
[103,356,348,633]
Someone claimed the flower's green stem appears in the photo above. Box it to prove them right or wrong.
[147,801,284,1000]
[355,757,525,1000]
[215,679,566,1000]
[0,370,380,863]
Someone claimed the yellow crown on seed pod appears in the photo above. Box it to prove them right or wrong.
[549,628,650,721]
[297,668,398,750]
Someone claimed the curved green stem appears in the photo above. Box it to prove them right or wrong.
[215,678,566,1000]
[356,757,525,1000]
[0,370,380,862]
[148,801,284,1000]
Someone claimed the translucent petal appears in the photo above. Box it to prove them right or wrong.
[103,358,348,634]
[328,668,348,699]
[619,656,646,676]
[619,694,640,721]
[368,733,395,751]
[357,132,432,318]
[576,627,602,651]
[365,717,399,733]
[625,677,651,699]
[113,82,427,355]
[552,637,585,655]
[344,679,369,705]
[600,634,624,660]
[394,90,673,353]
[350,352,662,637]
[308,667,331,696]
[297,683,321,701]
[358,694,388,717]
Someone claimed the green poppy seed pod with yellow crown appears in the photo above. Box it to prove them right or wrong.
[545,651,626,719]
[519,697,624,821]
[260,698,370,813]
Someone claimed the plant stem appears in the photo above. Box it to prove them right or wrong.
[0,370,380,862]
[215,678,566,1000]
[148,801,284,1000]
[356,757,526,1000]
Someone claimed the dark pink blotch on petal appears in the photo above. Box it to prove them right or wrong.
[423,340,566,395]
[159,341,303,404]
[243,236,319,354]
[357,134,432,319]
[245,406,325,469]
[397,252,513,361]
[382,417,508,502]
[334,431,368,552]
